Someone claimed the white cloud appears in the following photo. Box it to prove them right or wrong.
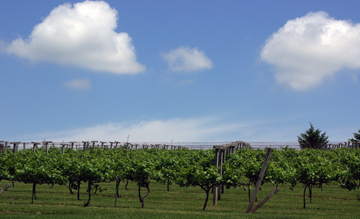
[14,116,325,143]
[5,1,145,74]
[43,117,240,142]
[261,11,360,90]
[162,46,213,72]
[20,117,248,142]
[65,78,91,90]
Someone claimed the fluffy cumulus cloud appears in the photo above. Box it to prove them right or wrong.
[65,78,91,90]
[261,11,360,90]
[5,1,145,74]
[162,46,213,72]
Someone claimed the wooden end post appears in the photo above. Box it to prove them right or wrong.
[248,187,280,214]
[0,184,10,196]
[246,148,272,213]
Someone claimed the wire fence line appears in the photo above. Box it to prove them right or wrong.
[0,141,234,151]
[1,140,359,153]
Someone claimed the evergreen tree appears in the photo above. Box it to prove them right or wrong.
[349,130,360,142]
[298,123,329,149]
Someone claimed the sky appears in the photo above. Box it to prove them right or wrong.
[0,0,359,143]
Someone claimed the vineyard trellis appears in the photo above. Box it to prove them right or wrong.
[0,141,186,154]
[0,140,359,212]
[1,140,359,153]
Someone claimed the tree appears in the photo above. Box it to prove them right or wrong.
[349,129,360,142]
[298,123,329,149]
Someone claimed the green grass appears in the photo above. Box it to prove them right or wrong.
[0,180,359,219]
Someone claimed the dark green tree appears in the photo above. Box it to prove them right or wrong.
[298,123,329,149]
[349,130,360,142]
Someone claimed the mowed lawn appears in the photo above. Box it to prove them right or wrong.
[0,180,358,219]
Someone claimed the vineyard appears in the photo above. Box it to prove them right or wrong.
[0,143,359,218]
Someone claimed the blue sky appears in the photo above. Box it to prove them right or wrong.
[0,0,359,143]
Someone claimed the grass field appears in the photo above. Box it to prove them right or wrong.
[0,180,359,218]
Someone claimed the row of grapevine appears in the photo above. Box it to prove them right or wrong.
[223,147,360,208]
[0,146,359,211]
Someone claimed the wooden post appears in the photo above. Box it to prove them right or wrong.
[69,141,76,150]
[23,142,26,151]
[12,142,16,154]
[0,141,4,154]
[0,143,4,157]
[91,141,98,150]
[246,148,272,213]
[213,147,219,206]
[4,141,8,153]
[0,184,10,196]
[43,141,52,155]
[221,148,227,193]
[82,141,88,152]
[115,141,120,149]
[248,187,280,214]
[10,142,21,154]
[110,142,114,149]
[31,142,40,152]
[100,141,106,149]
[60,143,68,154]
[218,149,224,200]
